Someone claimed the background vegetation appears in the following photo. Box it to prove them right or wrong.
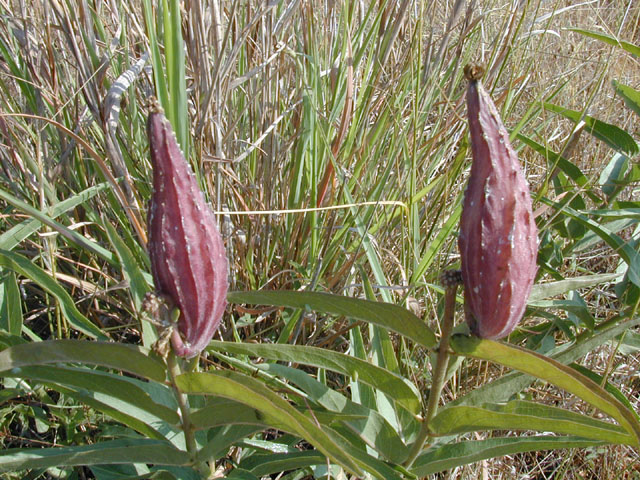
[0,0,639,478]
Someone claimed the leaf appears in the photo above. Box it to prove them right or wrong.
[227,290,435,348]
[224,469,260,480]
[449,334,640,445]
[196,425,263,464]
[0,182,110,251]
[613,80,640,118]
[599,153,631,200]
[0,249,107,339]
[0,271,22,335]
[238,361,410,463]
[0,439,189,472]
[411,436,606,476]
[0,339,166,383]
[543,103,639,156]
[529,273,622,302]
[570,363,640,421]
[103,219,155,348]
[527,298,594,330]
[190,398,267,429]
[102,219,152,311]
[569,28,640,58]
[540,199,640,287]
[517,133,590,189]
[238,451,327,476]
[0,188,116,264]
[46,382,170,441]
[450,315,640,408]
[176,370,364,476]
[208,340,421,415]
[430,400,632,445]
[4,365,179,425]
[411,202,462,284]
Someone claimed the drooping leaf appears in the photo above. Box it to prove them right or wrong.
[208,340,421,415]
[237,360,410,463]
[450,315,640,408]
[179,370,406,479]
[4,365,179,425]
[227,290,436,348]
[430,400,632,445]
[176,370,364,476]
[0,250,107,339]
[449,335,640,445]
[0,439,189,472]
[411,436,607,476]
[569,28,640,58]
[612,80,640,118]
[543,102,638,156]
[0,339,166,382]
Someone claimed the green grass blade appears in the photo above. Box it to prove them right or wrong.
[0,182,109,251]
[568,28,640,58]
[0,272,22,335]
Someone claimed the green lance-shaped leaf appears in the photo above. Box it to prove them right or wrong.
[0,249,107,339]
[0,439,189,473]
[4,365,180,426]
[0,339,166,383]
[227,290,436,348]
[176,370,364,476]
[449,334,640,445]
[449,315,640,408]
[238,451,327,477]
[430,400,632,445]
[612,80,640,118]
[178,370,407,479]
[544,102,639,156]
[568,28,640,58]
[411,436,607,477]
[208,340,421,415]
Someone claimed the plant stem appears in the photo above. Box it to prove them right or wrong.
[167,352,209,477]
[404,281,458,468]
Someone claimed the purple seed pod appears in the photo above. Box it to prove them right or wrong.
[458,65,538,340]
[147,101,228,357]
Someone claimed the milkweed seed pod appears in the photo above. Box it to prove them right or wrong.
[459,65,538,340]
[147,100,228,357]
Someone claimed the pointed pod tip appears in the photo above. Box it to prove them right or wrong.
[148,96,164,115]
[464,63,485,82]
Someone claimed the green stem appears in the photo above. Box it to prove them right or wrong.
[167,352,209,477]
[404,282,458,468]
